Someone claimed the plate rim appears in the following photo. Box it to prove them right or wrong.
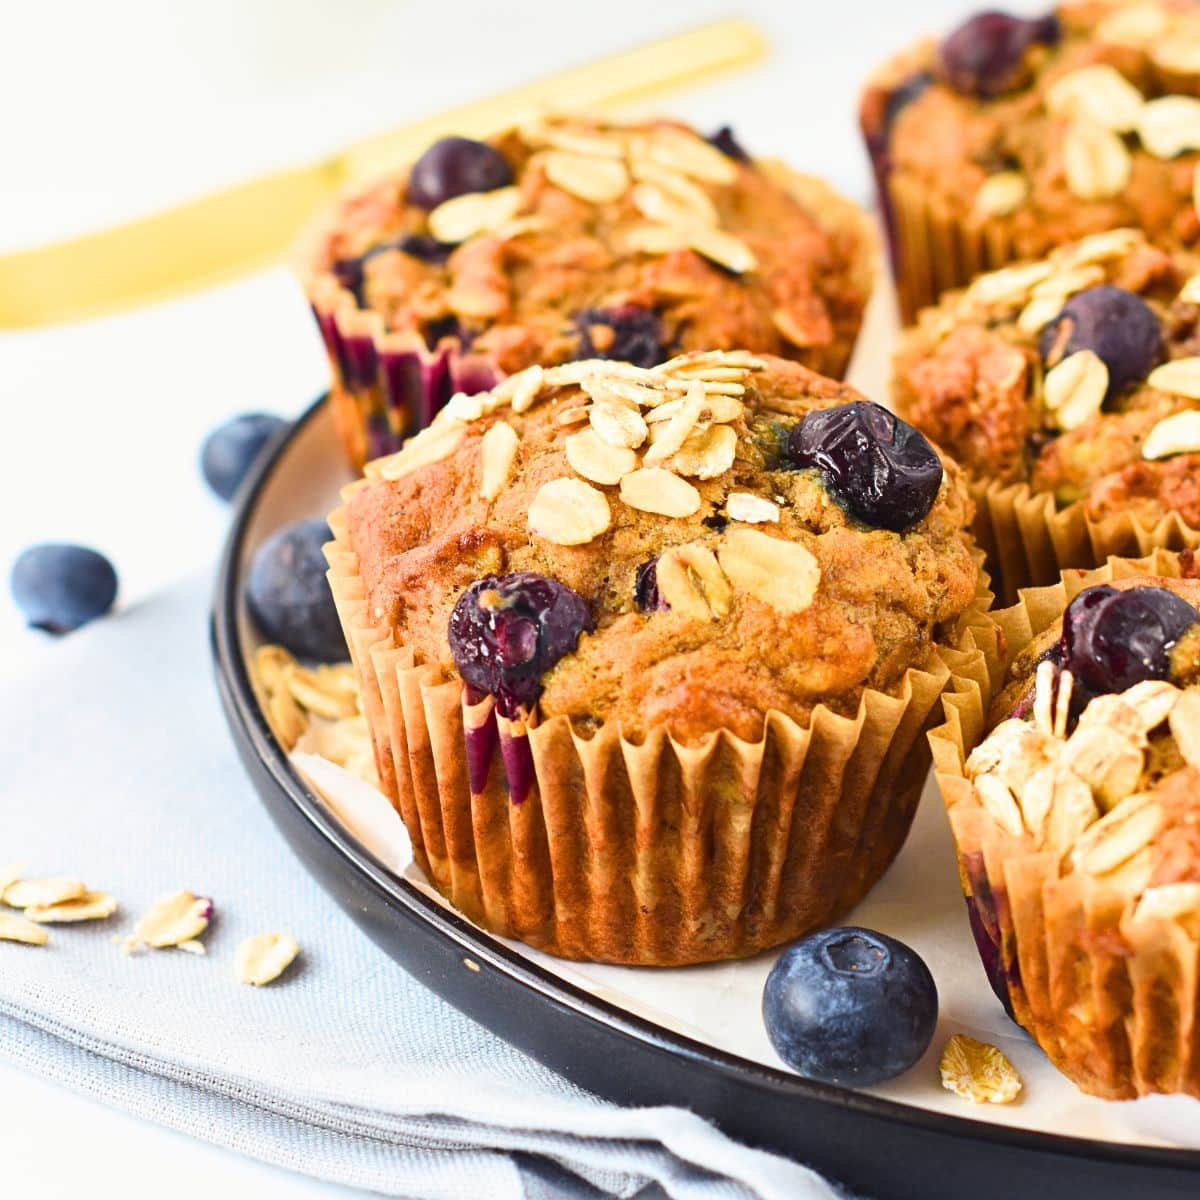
[212,392,1200,1175]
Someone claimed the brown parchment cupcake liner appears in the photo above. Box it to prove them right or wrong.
[885,174,1020,324]
[304,165,876,472]
[930,550,1200,1099]
[324,501,993,966]
[969,476,1200,605]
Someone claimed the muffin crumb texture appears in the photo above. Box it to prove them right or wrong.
[344,352,978,743]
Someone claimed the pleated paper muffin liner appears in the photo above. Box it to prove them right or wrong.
[324,499,994,966]
[969,476,1200,605]
[929,550,1200,1100]
[883,173,1020,324]
[303,164,877,472]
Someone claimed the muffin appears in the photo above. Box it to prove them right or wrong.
[931,550,1200,1099]
[324,350,984,965]
[298,113,875,468]
[893,226,1200,599]
[862,1,1200,319]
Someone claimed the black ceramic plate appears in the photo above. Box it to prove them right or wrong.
[213,396,1200,1200]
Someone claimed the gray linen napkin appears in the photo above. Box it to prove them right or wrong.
[0,576,843,1200]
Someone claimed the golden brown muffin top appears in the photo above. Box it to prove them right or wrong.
[967,572,1200,896]
[300,114,873,380]
[891,227,1200,527]
[863,1,1200,259]
[341,352,979,743]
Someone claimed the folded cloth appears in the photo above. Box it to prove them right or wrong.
[0,576,843,1200]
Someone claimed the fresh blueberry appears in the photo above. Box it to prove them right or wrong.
[634,559,665,612]
[200,412,288,502]
[406,137,513,211]
[763,927,939,1087]
[787,401,943,532]
[448,572,593,718]
[939,10,1060,98]
[10,544,118,635]
[246,519,347,662]
[1061,584,1200,698]
[1039,286,1162,398]
[708,125,751,162]
[575,305,666,369]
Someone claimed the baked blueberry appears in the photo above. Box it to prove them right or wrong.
[787,401,943,532]
[634,559,665,612]
[448,573,593,718]
[939,10,1060,98]
[575,305,666,369]
[1061,584,1200,698]
[1039,286,1162,398]
[201,412,288,501]
[406,137,513,210]
[11,544,118,635]
[763,927,938,1086]
[708,125,750,163]
[246,520,347,662]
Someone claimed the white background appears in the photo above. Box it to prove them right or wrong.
[1,1,1009,1196]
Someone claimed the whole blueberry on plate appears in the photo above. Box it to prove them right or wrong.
[201,412,289,502]
[11,544,118,635]
[939,10,1060,98]
[575,305,666,369]
[406,136,514,210]
[448,572,593,718]
[1039,286,1162,398]
[1061,584,1200,697]
[246,519,347,662]
[763,926,938,1087]
[787,401,943,532]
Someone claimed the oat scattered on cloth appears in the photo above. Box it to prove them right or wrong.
[0,575,846,1200]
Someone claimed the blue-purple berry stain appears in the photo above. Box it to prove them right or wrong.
[787,401,943,532]
[449,574,592,801]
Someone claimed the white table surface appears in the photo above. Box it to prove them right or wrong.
[0,1,1000,1195]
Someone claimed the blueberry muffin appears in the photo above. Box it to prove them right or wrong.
[931,550,1200,1098]
[862,1,1200,319]
[299,113,875,467]
[324,351,983,964]
[893,227,1200,597]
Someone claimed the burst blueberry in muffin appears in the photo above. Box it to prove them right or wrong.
[931,552,1200,1098]
[325,352,983,964]
[862,1,1200,318]
[299,113,875,467]
[893,228,1200,595]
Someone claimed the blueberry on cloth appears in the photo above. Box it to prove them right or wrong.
[11,544,118,635]
[1038,286,1163,399]
[1061,584,1200,699]
[406,137,513,211]
[246,520,347,662]
[787,401,943,532]
[938,10,1060,98]
[763,927,939,1087]
[448,573,593,719]
[201,413,289,502]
